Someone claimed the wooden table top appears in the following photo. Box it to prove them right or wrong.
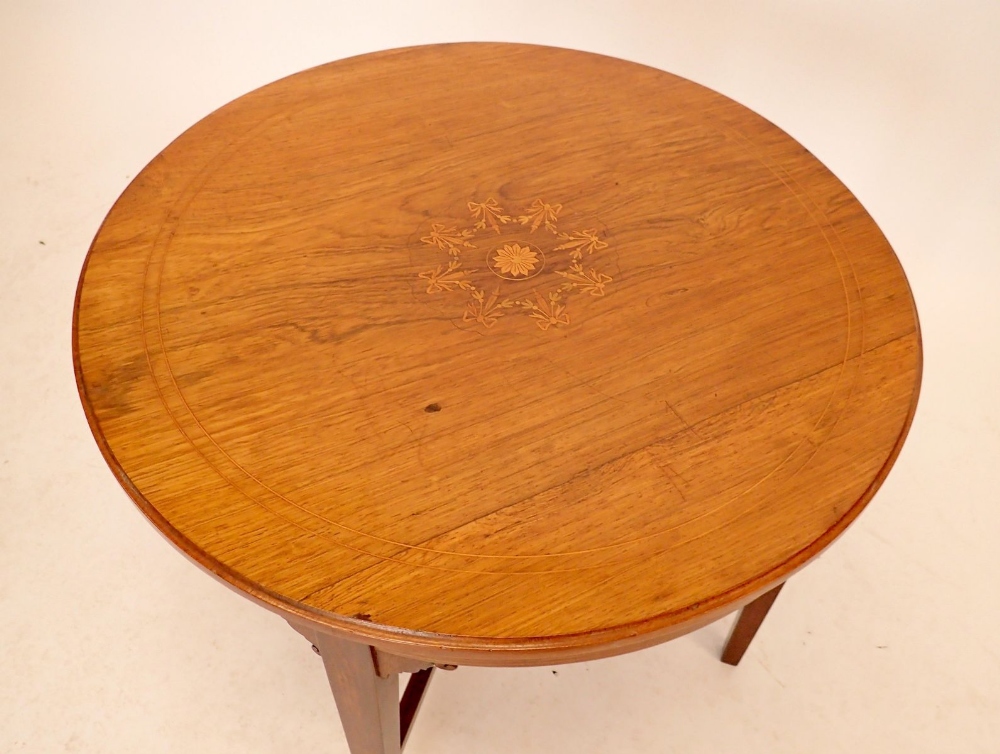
[74,43,921,666]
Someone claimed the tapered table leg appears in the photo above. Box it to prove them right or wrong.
[313,631,401,754]
[399,667,434,749]
[721,583,784,666]
[288,622,437,754]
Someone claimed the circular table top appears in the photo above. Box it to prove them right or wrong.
[74,43,921,666]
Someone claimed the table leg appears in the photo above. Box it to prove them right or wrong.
[288,622,437,754]
[314,631,400,754]
[720,583,784,666]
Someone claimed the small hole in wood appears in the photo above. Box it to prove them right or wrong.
[424,403,442,413]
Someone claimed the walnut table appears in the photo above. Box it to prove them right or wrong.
[73,43,922,753]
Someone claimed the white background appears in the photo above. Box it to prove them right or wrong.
[2,1,998,752]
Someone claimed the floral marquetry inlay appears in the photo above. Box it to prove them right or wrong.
[417,197,613,330]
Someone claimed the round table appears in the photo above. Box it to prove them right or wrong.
[73,43,921,753]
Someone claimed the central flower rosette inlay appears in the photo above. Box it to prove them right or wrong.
[490,243,543,279]
[417,197,613,330]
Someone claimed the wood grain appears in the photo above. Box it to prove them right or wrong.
[73,43,921,666]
